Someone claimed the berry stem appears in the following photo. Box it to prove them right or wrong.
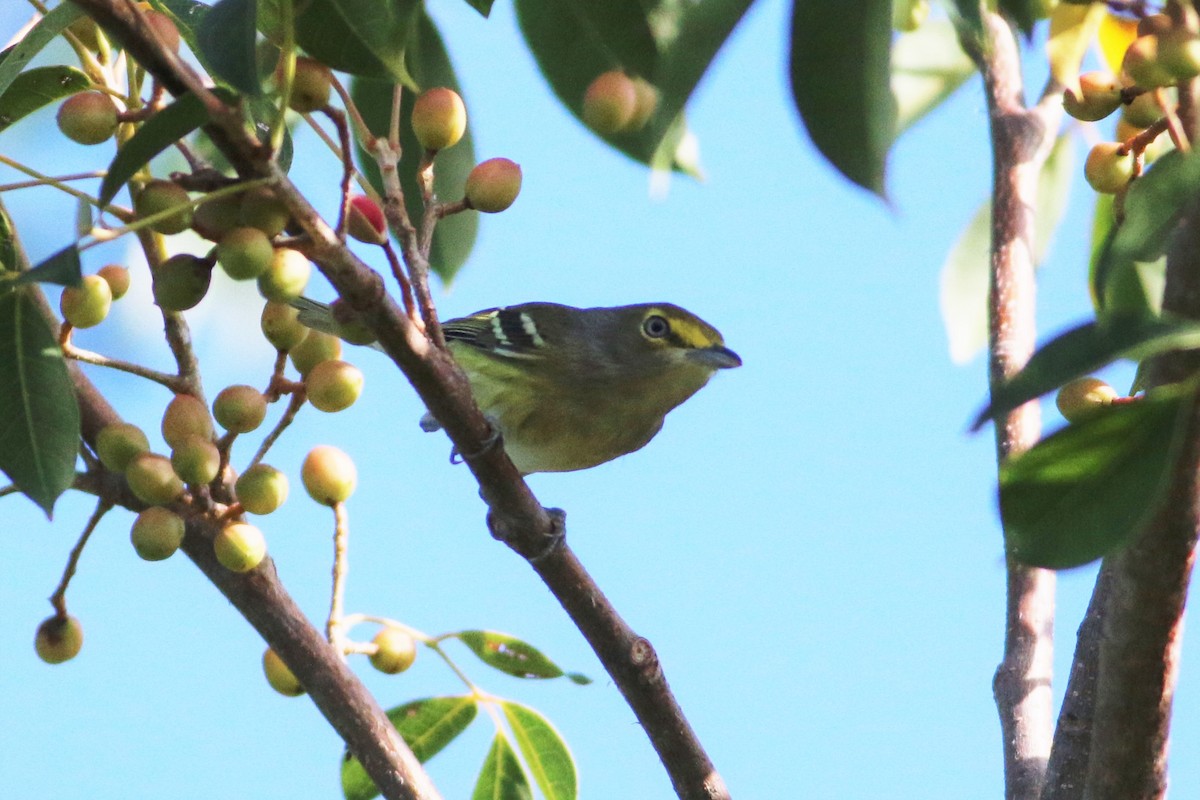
[326,501,350,656]
[48,497,111,618]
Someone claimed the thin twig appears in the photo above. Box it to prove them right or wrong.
[48,497,112,617]
[326,501,350,655]
[62,333,188,392]
[321,107,355,240]
[382,241,417,320]
[248,391,306,469]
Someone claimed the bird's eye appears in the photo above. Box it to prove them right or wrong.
[642,314,670,338]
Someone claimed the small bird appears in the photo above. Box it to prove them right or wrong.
[294,299,741,475]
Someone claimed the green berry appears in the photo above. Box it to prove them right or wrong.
[135,180,194,235]
[162,393,214,449]
[171,435,220,485]
[305,360,363,413]
[97,264,131,299]
[1159,28,1200,81]
[60,274,112,329]
[1056,377,1119,423]
[214,522,267,572]
[35,615,83,664]
[582,71,637,134]
[465,158,522,213]
[626,77,659,131]
[290,329,342,376]
[240,187,291,237]
[213,385,268,433]
[1063,71,1122,122]
[153,254,213,311]
[261,301,307,350]
[411,87,467,151]
[130,506,186,561]
[257,248,310,303]
[301,445,356,505]
[285,57,332,113]
[193,194,243,241]
[236,464,289,515]
[263,647,304,696]
[125,453,185,505]
[1084,142,1135,194]
[369,627,417,674]
[57,91,119,145]
[217,227,275,280]
[1123,35,1177,89]
[96,422,151,472]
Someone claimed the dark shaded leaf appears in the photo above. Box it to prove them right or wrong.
[972,315,1200,430]
[471,735,532,800]
[1001,389,1191,569]
[559,0,657,78]
[461,0,495,17]
[0,2,81,98]
[197,0,262,95]
[949,0,985,38]
[0,66,91,134]
[0,290,80,517]
[351,13,477,282]
[1000,0,1043,37]
[455,630,566,679]
[341,696,478,800]
[16,245,82,288]
[293,0,421,86]
[789,0,895,196]
[501,702,576,800]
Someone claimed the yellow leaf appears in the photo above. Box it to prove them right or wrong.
[1098,12,1139,75]
[1047,3,1108,92]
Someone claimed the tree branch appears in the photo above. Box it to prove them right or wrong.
[971,14,1059,800]
[71,2,729,797]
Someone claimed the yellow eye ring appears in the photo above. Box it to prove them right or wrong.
[642,314,669,338]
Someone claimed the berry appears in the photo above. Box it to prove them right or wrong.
[1159,28,1200,81]
[97,264,131,299]
[240,187,291,237]
[257,247,310,303]
[96,422,150,472]
[193,194,243,241]
[369,627,417,674]
[125,453,185,505]
[263,648,304,696]
[464,158,522,213]
[290,329,342,376]
[1056,377,1119,423]
[285,57,332,113]
[214,522,267,572]
[67,16,102,50]
[1084,142,1136,194]
[171,435,220,485]
[60,274,112,329]
[411,87,467,151]
[35,615,83,664]
[301,445,357,505]
[261,301,307,350]
[162,393,214,449]
[56,91,119,145]
[1063,71,1122,122]
[892,0,929,32]
[213,385,268,433]
[153,254,213,312]
[1122,89,1172,128]
[582,71,637,134]
[236,464,289,515]
[135,180,193,235]
[217,227,274,280]
[627,77,659,131]
[1138,13,1173,38]
[1123,35,1177,89]
[347,195,388,245]
[130,507,186,561]
[143,9,181,54]
[305,360,363,413]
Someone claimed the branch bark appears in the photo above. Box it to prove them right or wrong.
[69,2,728,797]
[971,14,1061,800]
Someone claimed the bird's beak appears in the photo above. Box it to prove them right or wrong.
[689,345,742,370]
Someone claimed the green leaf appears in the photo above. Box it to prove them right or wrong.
[197,0,262,95]
[0,3,81,99]
[892,18,976,134]
[949,0,985,39]
[455,630,566,679]
[341,696,478,800]
[1000,0,1043,37]
[789,0,895,196]
[1000,389,1191,569]
[292,0,421,87]
[1094,151,1200,313]
[472,735,533,800]
[0,199,18,275]
[501,702,576,800]
[940,135,1073,364]
[16,245,82,288]
[0,66,91,134]
[351,14,477,282]
[972,315,1200,430]
[461,0,496,17]
[99,91,219,207]
[0,290,81,517]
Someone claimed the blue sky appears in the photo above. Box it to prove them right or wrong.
[1,1,1195,798]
